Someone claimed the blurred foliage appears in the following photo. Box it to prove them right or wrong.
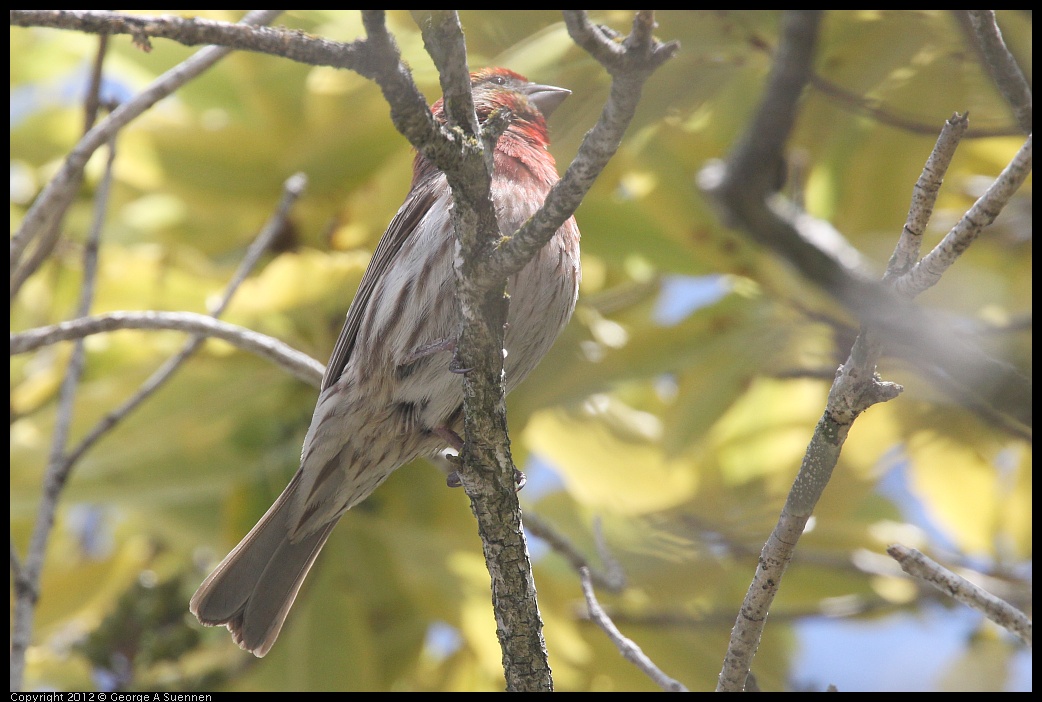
[10,10,1031,692]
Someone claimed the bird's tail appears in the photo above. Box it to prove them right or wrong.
[190,473,335,657]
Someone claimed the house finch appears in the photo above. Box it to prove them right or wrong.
[190,67,580,657]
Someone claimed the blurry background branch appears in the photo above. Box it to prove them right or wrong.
[702,10,1031,691]
[11,311,324,386]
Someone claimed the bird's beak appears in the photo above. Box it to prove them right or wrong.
[524,82,571,118]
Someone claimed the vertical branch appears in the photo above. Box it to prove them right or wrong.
[884,114,970,279]
[363,10,553,690]
[81,22,110,133]
[368,10,676,691]
[424,10,553,690]
[700,11,887,691]
[10,135,116,691]
[959,10,1032,134]
[413,10,478,134]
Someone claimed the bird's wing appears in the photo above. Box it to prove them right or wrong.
[320,172,445,392]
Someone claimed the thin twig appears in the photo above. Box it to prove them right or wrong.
[60,173,308,471]
[884,113,970,280]
[738,21,1019,139]
[10,134,115,691]
[887,545,1032,646]
[581,595,920,629]
[523,513,626,592]
[579,567,688,692]
[591,517,627,592]
[894,135,1033,297]
[82,25,110,133]
[809,73,1020,139]
[11,311,324,387]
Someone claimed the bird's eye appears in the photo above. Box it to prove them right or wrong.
[490,74,507,86]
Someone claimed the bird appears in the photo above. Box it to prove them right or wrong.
[190,67,581,657]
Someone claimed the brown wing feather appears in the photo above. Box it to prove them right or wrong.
[321,174,443,391]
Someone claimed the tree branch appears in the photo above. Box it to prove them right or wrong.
[354,10,558,690]
[8,10,375,69]
[888,545,1032,646]
[884,113,970,279]
[524,514,626,593]
[699,12,1031,434]
[580,567,688,691]
[57,174,307,475]
[11,311,324,387]
[808,71,1021,139]
[10,130,116,691]
[476,11,680,290]
[959,10,1032,135]
[11,10,676,690]
[414,11,479,135]
[894,134,1032,296]
[705,10,1032,691]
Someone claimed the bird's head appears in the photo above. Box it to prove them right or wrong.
[431,67,570,133]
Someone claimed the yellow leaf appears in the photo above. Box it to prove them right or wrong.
[906,434,1013,557]
[524,407,698,515]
